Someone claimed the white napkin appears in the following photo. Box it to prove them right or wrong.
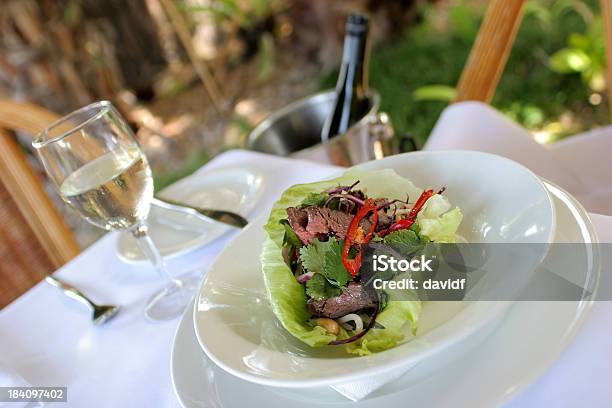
[330,364,417,402]
[425,102,587,194]
[547,126,612,191]
[425,101,612,215]
[547,127,612,215]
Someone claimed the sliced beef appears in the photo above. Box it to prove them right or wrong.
[376,212,393,231]
[286,206,356,244]
[307,282,377,319]
[337,199,356,214]
[286,201,394,245]
[306,207,333,235]
[286,207,312,244]
[312,207,353,238]
[371,198,396,231]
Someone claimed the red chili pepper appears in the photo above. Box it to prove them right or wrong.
[342,199,378,277]
[378,189,435,238]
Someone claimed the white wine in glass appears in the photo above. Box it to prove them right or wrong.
[33,101,200,321]
[59,146,153,230]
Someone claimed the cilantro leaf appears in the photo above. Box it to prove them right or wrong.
[279,219,301,248]
[305,273,341,300]
[383,229,424,257]
[300,192,329,208]
[299,239,327,275]
[299,238,352,288]
[323,238,351,287]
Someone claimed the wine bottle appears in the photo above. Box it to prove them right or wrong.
[321,14,371,143]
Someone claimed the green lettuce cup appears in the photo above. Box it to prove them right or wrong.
[261,169,462,355]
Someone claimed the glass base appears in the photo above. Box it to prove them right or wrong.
[144,270,202,321]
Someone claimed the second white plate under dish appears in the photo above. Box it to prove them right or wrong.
[116,166,264,263]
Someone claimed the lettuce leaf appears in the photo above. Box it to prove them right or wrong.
[419,194,451,219]
[300,191,329,208]
[261,169,431,353]
[418,207,463,243]
[412,193,463,242]
[279,219,301,248]
[346,301,421,356]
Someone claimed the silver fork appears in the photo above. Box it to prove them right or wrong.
[46,276,120,325]
[152,197,248,228]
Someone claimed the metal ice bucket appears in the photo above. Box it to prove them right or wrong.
[246,90,398,166]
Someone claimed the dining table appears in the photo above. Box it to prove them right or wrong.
[1,146,611,407]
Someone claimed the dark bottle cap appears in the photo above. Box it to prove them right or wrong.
[346,14,369,36]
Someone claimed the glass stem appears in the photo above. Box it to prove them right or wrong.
[131,222,182,288]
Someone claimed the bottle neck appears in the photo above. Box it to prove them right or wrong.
[337,32,369,99]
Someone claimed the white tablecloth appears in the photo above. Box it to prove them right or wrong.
[1,149,611,407]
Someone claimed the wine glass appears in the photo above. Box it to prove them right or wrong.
[32,101,200,321]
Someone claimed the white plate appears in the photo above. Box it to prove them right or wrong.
[194,151,555,388]
[116,166,264,263]
[172,180,599,407]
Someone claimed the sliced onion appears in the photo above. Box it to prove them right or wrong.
[324,193,365,208]
[376,198,403,211]
[296,272,314,283]
[337,314,364,332]
[328,303,379,346]
[327,180,360,195]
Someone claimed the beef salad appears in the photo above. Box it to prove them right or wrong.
[261,169,462,355]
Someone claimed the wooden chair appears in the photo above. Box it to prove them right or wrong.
[0,100,80,308]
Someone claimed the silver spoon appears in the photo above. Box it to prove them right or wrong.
[46,276,120,325]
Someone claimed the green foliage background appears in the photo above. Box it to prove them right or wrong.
[321,0,608,146]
